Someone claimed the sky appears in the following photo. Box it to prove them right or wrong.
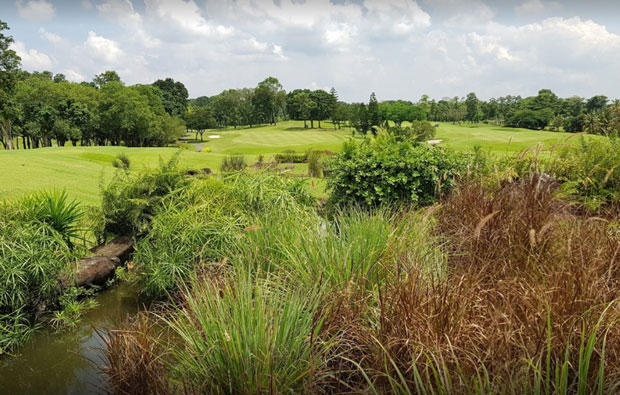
[1,0,620,102]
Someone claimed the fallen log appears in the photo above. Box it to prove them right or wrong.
[62,236,134,288]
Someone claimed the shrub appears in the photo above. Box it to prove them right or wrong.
[220,154,246,172]
[112,153,131,169]
[101,154,189,236]
[326,136,465,208]
[200,146,211,153]
[386,120,436,142]
[307,150,323,177]
[274,149,308,163]
[549,135,620,209]
[0,194,83,353]
[134,172,314,297]
[19,189,83,246]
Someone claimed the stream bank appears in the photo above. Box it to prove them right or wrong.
[0,282,142,394]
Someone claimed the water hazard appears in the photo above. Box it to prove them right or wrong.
[0,282,141,394]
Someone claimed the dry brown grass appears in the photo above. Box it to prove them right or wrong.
[367,174,620,392]
[99,314,172,395]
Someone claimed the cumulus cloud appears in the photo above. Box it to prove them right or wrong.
[10,41,53,69]
[38,27,62,44]
[15,0,55,21]
[83,31,124,63]
[97,0,160,48]
[4,0,620,101]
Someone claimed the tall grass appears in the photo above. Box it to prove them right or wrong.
[0,192,83,353]
[220,154,247,172]
[164,271,325,394]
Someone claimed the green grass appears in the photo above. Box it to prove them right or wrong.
[434,122,582,153]
[0,146,212,206]
[0,121,589,205]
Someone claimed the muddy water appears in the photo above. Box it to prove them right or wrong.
[0,282,141,394]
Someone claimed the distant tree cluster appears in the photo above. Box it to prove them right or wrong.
[428,90,620,134]
[0,20,187,149]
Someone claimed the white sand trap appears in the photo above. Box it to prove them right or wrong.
[208,135,221,139]
[426,139,442,145]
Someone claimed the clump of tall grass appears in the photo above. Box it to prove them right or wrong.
[100,314,170,395]
[307,150,323,177]
[164,270,325,394]
[112,152,131,169]
[0,192,83,353]
[354,175,620,392]
[219,154,247,172]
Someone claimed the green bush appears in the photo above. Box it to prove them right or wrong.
[0,194,83,353]
[274,149,308,163]
[220,155,247,172]
[386,120,436,142]
[326,136,465,208]
[549,135,620,209]
[307,150,323,177]
[101,154,189,236]
[133,172,314,297]
[112,153,131,169]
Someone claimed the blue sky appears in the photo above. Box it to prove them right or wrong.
[2,0,620,101]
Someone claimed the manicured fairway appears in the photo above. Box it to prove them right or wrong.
[190,121,352,155]
[0,146,212,206]
[0,121,593,205]
[435,123,581,153]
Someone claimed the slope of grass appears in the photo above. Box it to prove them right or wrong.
[0,146,213,206]
[435,122,580,152]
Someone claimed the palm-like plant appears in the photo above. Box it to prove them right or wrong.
[583,112,601,135]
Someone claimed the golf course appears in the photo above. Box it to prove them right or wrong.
[0,121,579,205]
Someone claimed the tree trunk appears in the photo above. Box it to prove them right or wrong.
[318,120,321,128]
[1,120,14,150]
[311,119,314,128]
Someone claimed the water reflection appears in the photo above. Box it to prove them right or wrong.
[0,283,140,394]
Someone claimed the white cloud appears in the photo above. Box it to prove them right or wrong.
[83,31,124,63]
[10,41,53,69]
[63,69,85,82]
[515,0,562,17]
[38,27,62,44]
[97,0,160,48]
[15,0,55,21]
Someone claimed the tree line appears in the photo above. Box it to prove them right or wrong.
[3,19,620,150]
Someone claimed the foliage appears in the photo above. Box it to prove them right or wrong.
[307,150,323,177]
[18,189,83,245]
[0,193,82,353]
[274,149,308,163]
[133,172,314,297]
[386,120,436,142]
[100,153,189,236]
[219,154,247,172]
[112,152,131,169]
[165,271,324,394]
[549,135,620,209]
[326,135,465,207]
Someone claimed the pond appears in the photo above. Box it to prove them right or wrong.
[0,282,141,394]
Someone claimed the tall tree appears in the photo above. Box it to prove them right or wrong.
[0,20,21,150]
[367,92,381,131]
[253,77,285,125]
[152,78,189,117]
[93,70,122,88]
[465,92,480,122]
